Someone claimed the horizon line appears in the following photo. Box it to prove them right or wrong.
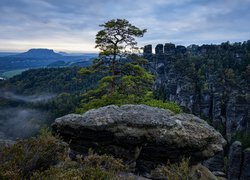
[0,39,249,53]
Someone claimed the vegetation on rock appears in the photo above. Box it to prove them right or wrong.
[31,151,128,180]
[76,19,182,114]
[0,128,67,179]
[142,99,182,114]
[232,131,250,149]
[1,128,212,180]
[95,19,146,92]
[151,158,191,179]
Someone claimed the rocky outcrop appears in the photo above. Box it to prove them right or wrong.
[143,45,152,55]
[190,164,218,180]
[228,141,242,180]
[164,43,175,55]
[144,43,250,139]
[226,94,250,140]
[241,148,250,180]
[226,142,250,180]
[52,105,226,172]
[203,151,225,175]
[155,44,163,54]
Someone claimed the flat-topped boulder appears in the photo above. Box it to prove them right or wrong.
[52,105,226,171]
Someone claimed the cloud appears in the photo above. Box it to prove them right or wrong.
[0,0,249,52]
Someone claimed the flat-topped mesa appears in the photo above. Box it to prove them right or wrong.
[52,105,226,172]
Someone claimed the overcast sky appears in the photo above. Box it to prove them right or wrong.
[0,0,250,53]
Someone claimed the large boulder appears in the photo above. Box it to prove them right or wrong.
[52,105,226,171]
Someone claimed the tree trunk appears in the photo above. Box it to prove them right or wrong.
[111,47,117,94]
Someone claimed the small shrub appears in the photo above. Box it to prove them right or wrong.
[77,94,182,114]
[151,158,191,180]
[77,92,146,113]
[83,150,128,172]
[31,151,128,180]
[38,126,53,138]
[231,131,250,149]
[142,99,182,114]
[0,133,68,179]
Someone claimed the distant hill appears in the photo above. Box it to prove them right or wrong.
[12,49,62,58]
[0,48,96,75]
[0,52,18,57]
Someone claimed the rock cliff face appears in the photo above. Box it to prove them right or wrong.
[241,148,250,179]
[52,105,226,172]
[202,151,224,174]
[228,141,243,179]
[143,42,250,140]
[225,141,250,180]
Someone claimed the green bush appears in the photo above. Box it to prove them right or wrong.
[0,128,129,180]
[231,131,250,149]
[0,131,68,179]
[76,92,147,113]
[151,158,191,179]
[142,99,182,114]
[77,92,182,114]
[31,151,128,180]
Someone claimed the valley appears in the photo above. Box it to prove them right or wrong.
[0,49,97,78]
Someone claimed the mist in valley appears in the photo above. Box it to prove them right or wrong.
[0,90,56,103]
[0,108,47,139]
[0,90,57,140]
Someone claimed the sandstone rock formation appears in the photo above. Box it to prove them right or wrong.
[203,151,225,177]
[143,45,152,55]
[225,141,250,180]
[241,148,250,180]
[52,105,226,172]
[228,141,242,180]
[143,43,250,140]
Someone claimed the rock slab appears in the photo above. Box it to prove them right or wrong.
[52,105,226,170]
